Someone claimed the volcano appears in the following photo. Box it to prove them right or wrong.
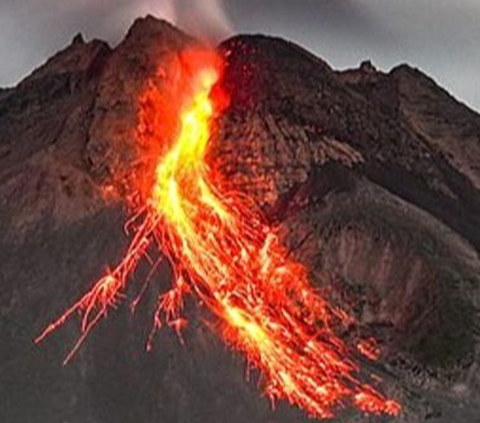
[1,16,479,423]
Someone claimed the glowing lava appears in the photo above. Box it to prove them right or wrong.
[37,48,400,419]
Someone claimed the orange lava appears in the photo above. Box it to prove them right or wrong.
[36,48,400,419]
[357,338,381,362]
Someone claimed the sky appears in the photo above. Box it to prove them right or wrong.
[0,0,478,111]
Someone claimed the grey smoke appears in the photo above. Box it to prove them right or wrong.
[0,0,478,111]
[174,0,233,41]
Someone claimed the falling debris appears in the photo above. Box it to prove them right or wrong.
[36,47,400,419]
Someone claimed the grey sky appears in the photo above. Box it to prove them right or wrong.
[0,0,479,111]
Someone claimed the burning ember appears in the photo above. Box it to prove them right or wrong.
[36,47,400,419]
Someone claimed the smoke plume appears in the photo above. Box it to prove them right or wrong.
[157,0,233,42]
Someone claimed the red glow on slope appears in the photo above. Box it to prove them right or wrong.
[36,48,400,419]
[357,338,381,361]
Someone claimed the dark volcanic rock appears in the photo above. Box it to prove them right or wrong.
[214,36,480,420]
[1,16,479,423]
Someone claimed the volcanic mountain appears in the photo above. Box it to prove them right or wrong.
[1,16,479,423]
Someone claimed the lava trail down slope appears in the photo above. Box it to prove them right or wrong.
[36,47,399,419]
[1,16,479,423]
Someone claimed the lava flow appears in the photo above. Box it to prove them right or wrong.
[36,47,400,419]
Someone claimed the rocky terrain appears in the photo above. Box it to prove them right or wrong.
[1,16,479,423]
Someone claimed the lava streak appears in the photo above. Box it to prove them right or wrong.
[37,48,400,419]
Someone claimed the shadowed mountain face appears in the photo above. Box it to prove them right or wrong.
[1,16,479,423]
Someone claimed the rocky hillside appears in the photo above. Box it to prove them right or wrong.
[1,16,479,423]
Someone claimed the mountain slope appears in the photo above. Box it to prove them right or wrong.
[0,16,479,423]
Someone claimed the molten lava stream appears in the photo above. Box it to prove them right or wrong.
[37,48,400,419]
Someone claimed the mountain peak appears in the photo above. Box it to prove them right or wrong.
[21,37,111,87]
[72,33,85,46]
[126,15,188,43]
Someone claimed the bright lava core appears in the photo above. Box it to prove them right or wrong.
[36,47,400,419]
